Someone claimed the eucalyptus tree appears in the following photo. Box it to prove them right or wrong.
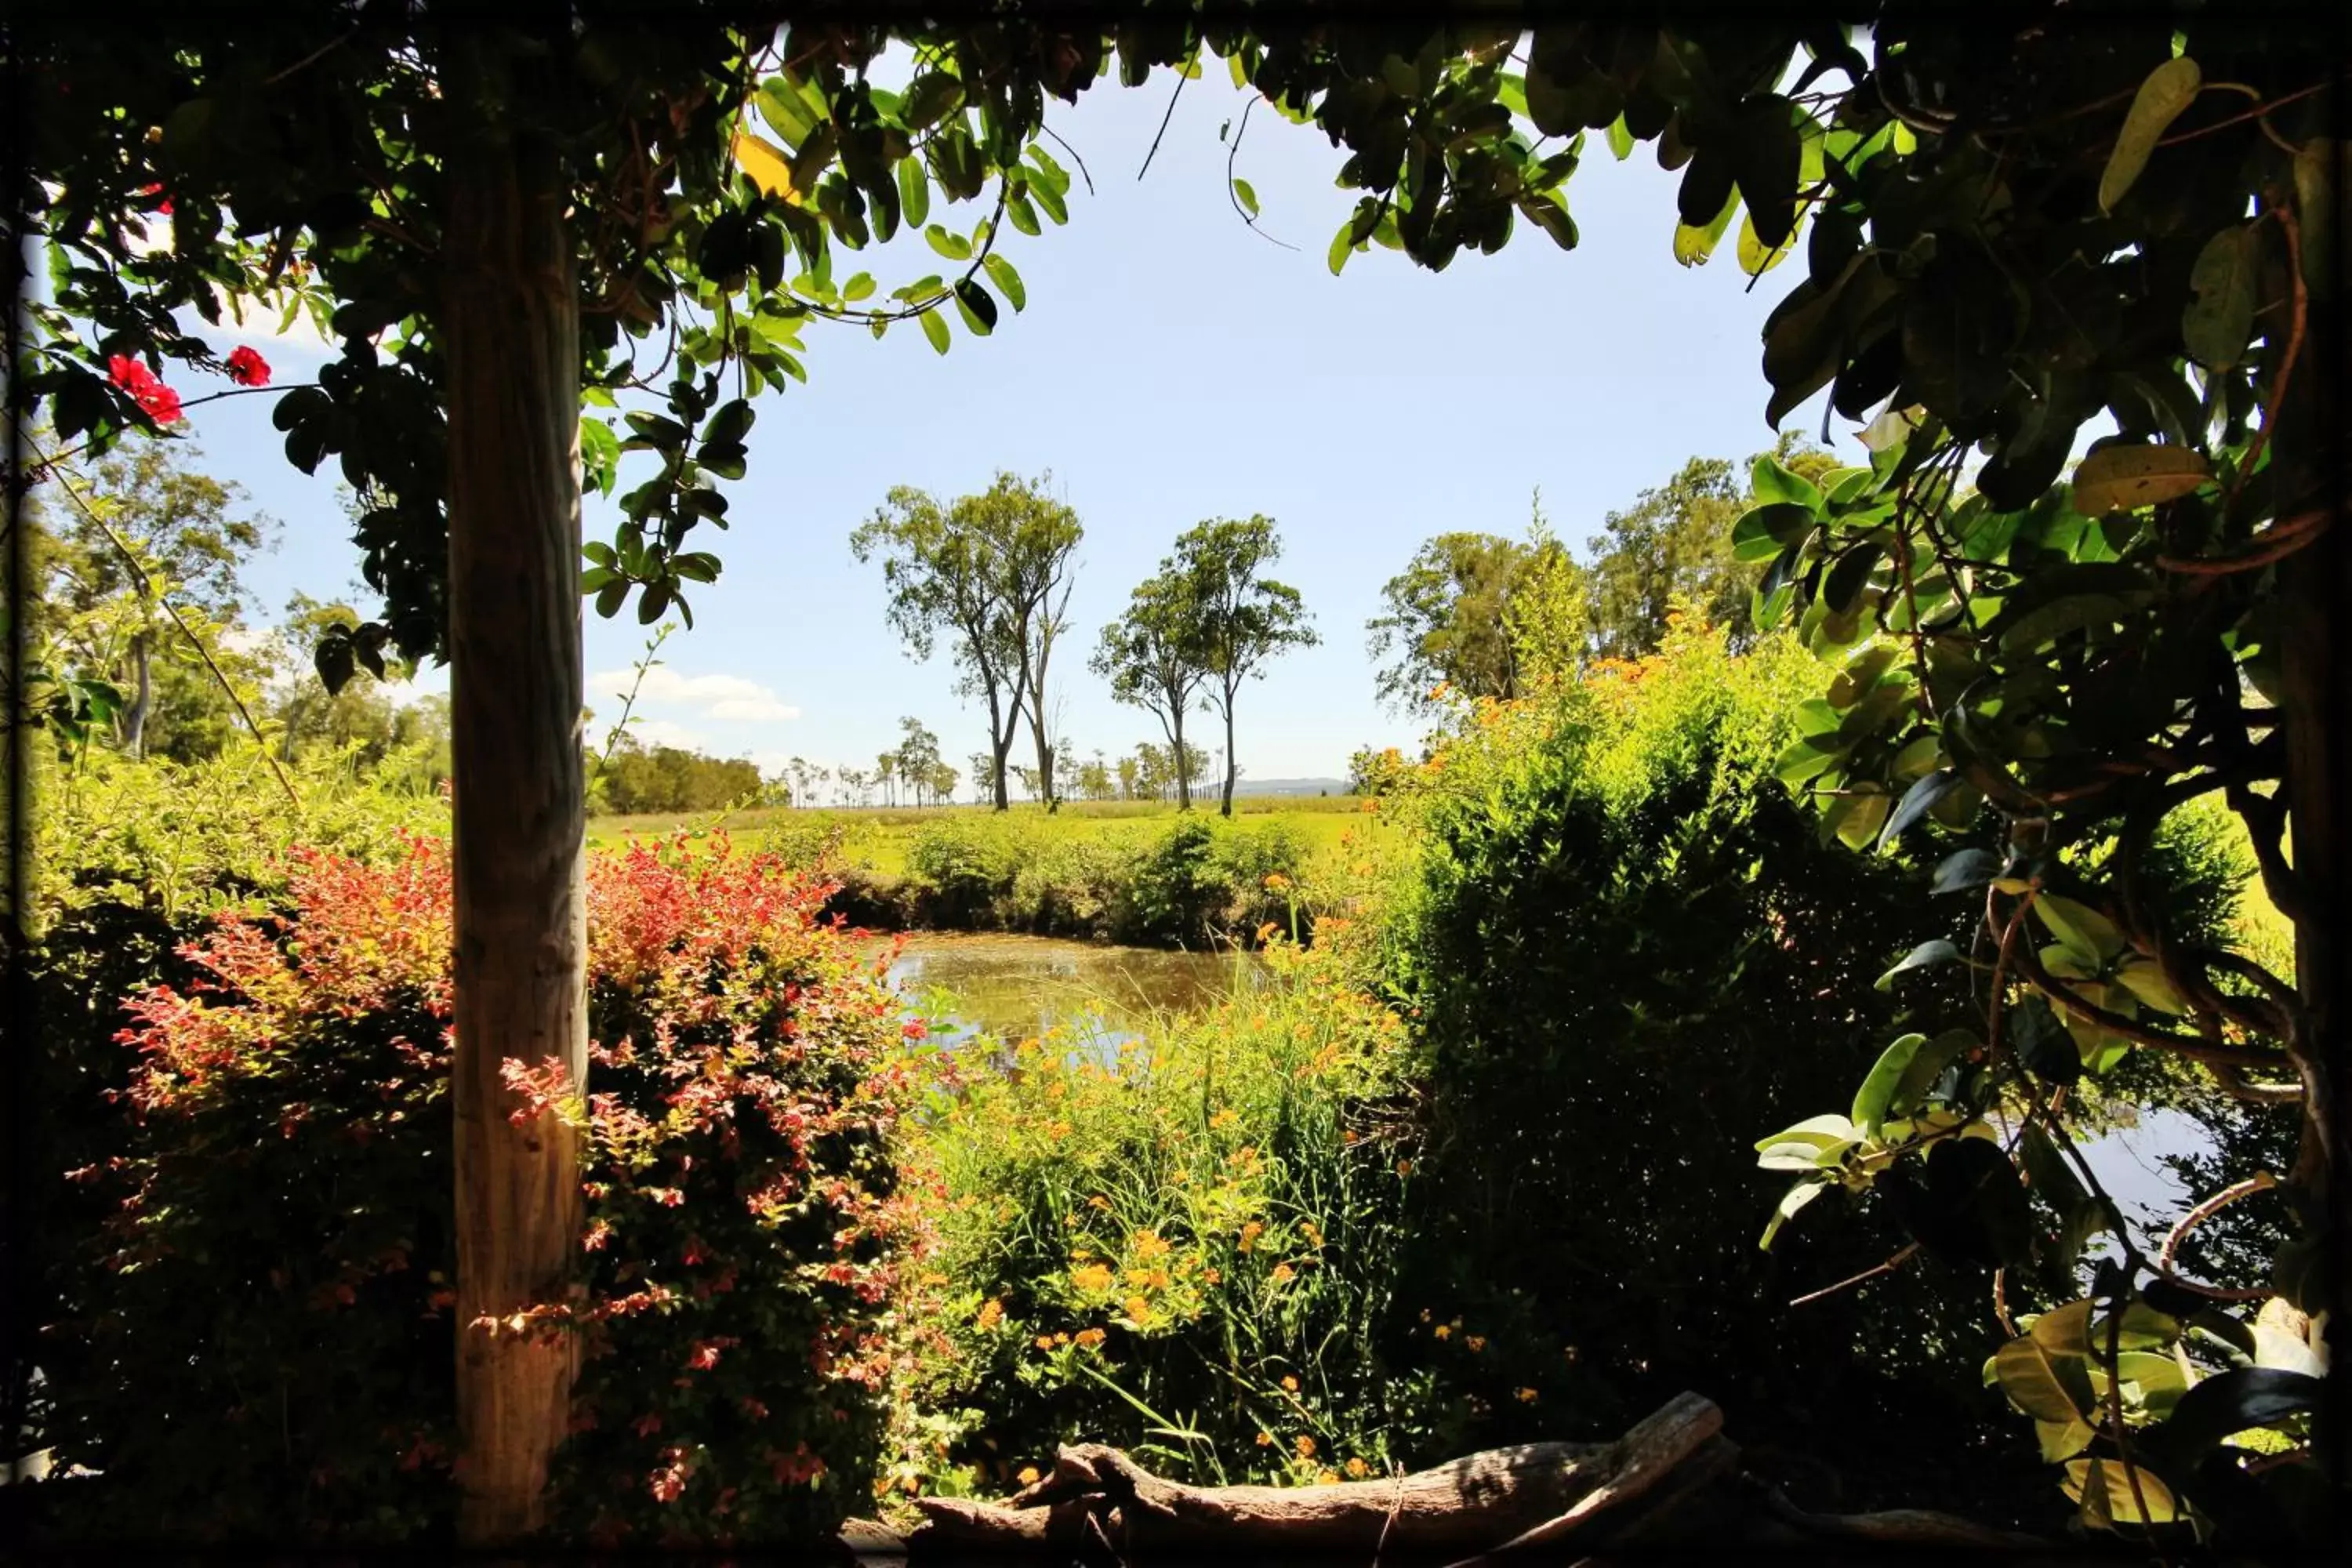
[851,474,1078,811]
[1092,566,1211,809]
[1168,517,1317,817]
[1367,530,1542,713]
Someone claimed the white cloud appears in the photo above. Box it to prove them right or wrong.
[589,665,800,725]
[618,717,707,751]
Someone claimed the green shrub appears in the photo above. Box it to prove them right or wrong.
[39,833,918,1548]
[1379,622,2044,1518]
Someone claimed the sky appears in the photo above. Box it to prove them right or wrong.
[168,59,1864,793]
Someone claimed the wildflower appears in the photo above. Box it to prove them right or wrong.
[1515,1387,1538,1403]
[1131,1230,1171,1261]
[1434,1323,1452,1340]
[1345,1457,1370,1478]
[1209,1106,1238,1130]
[1318,1468,1341,1485]
[1203,1267,1221,1286]
[224,346,270,387]
[1255,1431,1273,1447]
[1035,1335,1055,1351]
[1270,1263,1296,1286]
[1017,1465,1041,1486]
[1256,921,1280,944]
[1294,1435,1316,1460]
[1238,1221,1262,1253]
[688,1340,725,1370]
[582,1219,613,1252]
[975,1299,1004,1331]
[1087,1193,1111,1211]
[1396,1160,1414,1177]
[1070,1263,1113,1294]
[1280,1375,1299,1392]
[1074,1327,1106,1348]
[1263,873,1292,892]
[1123,1295,1151,1324]
[1466,1335,1486,1352]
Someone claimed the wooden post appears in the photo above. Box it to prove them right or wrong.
[443,32,587,1545]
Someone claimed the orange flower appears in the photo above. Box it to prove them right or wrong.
[1017,1465,1042,1486]
[1035,1334,1056,1350]
[1345,1457,1370,1478]
[1280,1375,1299,1392]
[1255,1431,1273,1447]
[975,1299,1004,1331]
[1270,1263,1296,1286]
[1515,1387,1539,1403]
[1238,1221,1262,1253]
[1294,1435,1316,1460]
[1075,1327,1106,1348]
[1317,1468,1341,1486]
[1071,1263,1113,1293]
[1466,1335,1486,1352]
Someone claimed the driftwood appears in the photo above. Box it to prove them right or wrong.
[907,1393,1725,1564]
[868,1392,2053,1566]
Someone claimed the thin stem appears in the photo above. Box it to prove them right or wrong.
[1136,55,1192,182]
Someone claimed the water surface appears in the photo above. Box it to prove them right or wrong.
[874,932,1261,1053]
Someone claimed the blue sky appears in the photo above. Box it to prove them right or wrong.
[174,61,1858,791]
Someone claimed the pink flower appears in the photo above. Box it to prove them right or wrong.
[224,346,270,387]
[688,1341,723,1370]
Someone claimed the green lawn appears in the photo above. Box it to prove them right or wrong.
[589,795,1371,877]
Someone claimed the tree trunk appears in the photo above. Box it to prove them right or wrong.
[120,626,150,760]
[2275,288,2347,1450]
[443,34,586,1547]
[1170,706,1191,811]
[1220,693,1237,817]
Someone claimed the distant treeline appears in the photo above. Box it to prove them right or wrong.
[592,736,767,816]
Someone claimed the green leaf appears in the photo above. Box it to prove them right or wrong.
[1672,183,1740,267]
[1875,942,1958,993]
[1606,114,1635,161]
[924,224,975,261]
[1232,177,1259,219]
[2036,1418,2096,1462]
[1755,1113,1861,1154]
[2183,223,2259,369]
[1736,207,1800,277]
[953,279,996,336]
[1853,1032,1929,1134]
[1878,770,1959,852]
[2034,895,2126,966]
[1731,501,1814,562]
[981,254,1025,312]
[897,156,931,229]
[1933,848,2001,895]
[2071,442,2210,514]
[1759,1178,1827,1250]
[1890,1029,1974,1119]
[901,72,964,132]
[2064,1457,2177,1528]
[2029,1298,2096,1357]
[594,577,630,619]
[1751,452,1825,510]
[1993,1335,2090,1423]
[2099,56,2201,213]
[1327,220,1356,277]
[920,309,951,355]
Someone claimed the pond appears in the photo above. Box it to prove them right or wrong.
[874,932,1262,1054]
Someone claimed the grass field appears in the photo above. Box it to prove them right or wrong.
[590,795,1371,877]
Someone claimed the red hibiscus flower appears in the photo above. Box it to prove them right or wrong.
[107,354,184,424]
[224,346,270,387]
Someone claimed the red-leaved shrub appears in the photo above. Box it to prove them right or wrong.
[56,833,923,1547]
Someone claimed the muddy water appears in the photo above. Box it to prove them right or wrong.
[873,932,1263,1053]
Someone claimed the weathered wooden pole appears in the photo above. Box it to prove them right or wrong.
[442,30,587,1544]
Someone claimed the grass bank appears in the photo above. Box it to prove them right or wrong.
[588,797,1399,949]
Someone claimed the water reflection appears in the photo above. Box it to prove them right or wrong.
[873,932,1261,1054]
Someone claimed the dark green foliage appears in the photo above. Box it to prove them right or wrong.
[1383,646,2045,1520]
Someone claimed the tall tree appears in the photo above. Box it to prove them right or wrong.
[1168,517,1318,817]
[852,474,1079,811]
[1366,529,1537,713]
[1092,568,1210,809]
[34,438,275,760]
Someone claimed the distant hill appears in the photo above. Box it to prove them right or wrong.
[1236,777,1352,797]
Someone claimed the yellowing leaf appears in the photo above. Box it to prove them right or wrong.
[2100,57,2201,213]
[2071,444,2210,515]
[732,131,799,204]
[2065,1457,2178,1528]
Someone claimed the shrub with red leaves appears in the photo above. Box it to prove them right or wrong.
[55,833,923,1548]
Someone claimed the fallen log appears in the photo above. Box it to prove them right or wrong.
[910,1391,1723,1564]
